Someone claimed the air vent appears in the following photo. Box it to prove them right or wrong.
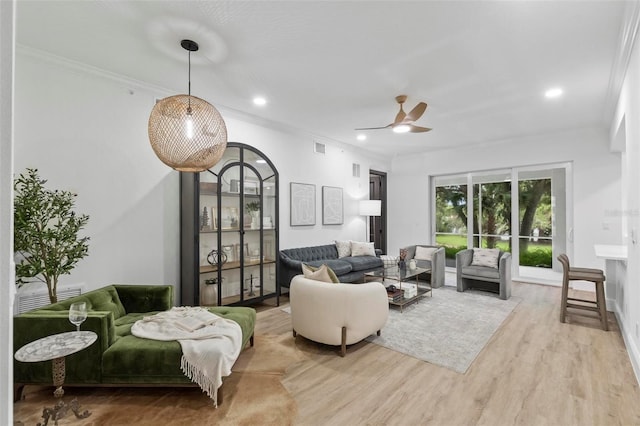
[353,163,361,178]
[14,284,84,314]
[314,142,326,154]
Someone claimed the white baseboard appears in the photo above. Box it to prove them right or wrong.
[614,306,640,386]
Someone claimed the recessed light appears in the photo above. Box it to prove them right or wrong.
[544,87,563,99]
[356,134,367,141]
[253,97,267,106]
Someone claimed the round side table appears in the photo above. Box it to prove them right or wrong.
[15,331,97,424]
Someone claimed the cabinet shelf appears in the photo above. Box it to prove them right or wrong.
[200,227,276,234]
[199,258,276,274]
[200,192,276,198]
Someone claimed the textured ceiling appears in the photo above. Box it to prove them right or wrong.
[15,1,629,157]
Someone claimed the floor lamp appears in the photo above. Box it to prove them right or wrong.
[359,199,381,242]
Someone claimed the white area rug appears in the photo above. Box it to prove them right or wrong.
[366,285,521,373]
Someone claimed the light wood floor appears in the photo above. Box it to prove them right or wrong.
[263,282,640,425]
[14,282,640,425]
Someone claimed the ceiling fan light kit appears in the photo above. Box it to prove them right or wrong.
[392,124,411,133]
[356,95,432,134]
[148,39,228,172]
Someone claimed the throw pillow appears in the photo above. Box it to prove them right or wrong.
[380,255,398,268]
[350,241,376,257]
[414,246,438,261]
[471,248,500,269]
[301,263,340,283]
[334,240,351,258]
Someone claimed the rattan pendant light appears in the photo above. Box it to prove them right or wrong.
[148,39,227,172]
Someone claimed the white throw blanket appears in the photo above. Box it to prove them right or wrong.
[131,306,243,406]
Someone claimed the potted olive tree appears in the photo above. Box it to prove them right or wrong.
[14,168,90,303]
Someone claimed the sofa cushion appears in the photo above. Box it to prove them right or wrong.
[306,259,352,276]
[343,255,383,272]
[334,240,351,258]
[415,259,433,270]
[461,265,500,280]
[102,335,186,382]
[351,241,376,256]
[102,306,256,383]
[113,312,161,343]
[471,248,500,269]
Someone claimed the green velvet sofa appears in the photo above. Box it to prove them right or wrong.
[14,284,256,400]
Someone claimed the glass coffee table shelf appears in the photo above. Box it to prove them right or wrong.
[365,265,432,312]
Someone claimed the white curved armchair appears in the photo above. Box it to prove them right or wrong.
[289,275,389,356]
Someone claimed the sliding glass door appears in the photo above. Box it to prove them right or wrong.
[433,163,571,281]
[514,165,570,280]
[471,171,512,253]
[434,175,468,267]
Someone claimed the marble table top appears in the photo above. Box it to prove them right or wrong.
[15,331,97,363]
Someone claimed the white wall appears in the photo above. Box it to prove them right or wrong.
[13,49,390,300]
[612,11,640,382]
[221,112,389,249]
[387,127,622,270]
[0,1,15,423]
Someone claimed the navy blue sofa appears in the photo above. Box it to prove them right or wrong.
[279,244,383,289]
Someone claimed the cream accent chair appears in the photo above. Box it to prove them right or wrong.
[289,275,389,356]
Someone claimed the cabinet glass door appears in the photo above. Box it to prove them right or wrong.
[198,166,220,306]
[262,175,278,296]
[183,142,278,307]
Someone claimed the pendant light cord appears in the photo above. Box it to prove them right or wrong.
[187,49,192,113]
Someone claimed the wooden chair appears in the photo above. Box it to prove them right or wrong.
[557,254,608,331]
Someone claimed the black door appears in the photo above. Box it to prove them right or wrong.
[369,170,387,253]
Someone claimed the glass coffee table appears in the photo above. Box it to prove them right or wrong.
[365,265,432,312]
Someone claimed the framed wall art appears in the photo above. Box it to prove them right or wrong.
[290,182,315,226]
[322,186,343,225]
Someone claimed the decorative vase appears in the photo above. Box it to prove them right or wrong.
[201,279,218,306]
[409,259,417,270]
[398,260,406,270]
[251,212,260,229]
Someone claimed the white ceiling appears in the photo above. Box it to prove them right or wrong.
[15,1,629,157]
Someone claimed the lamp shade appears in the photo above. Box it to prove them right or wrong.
[359,199,381,216]
[148,94,228,172]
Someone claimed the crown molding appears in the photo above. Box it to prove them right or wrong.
[16,44,390,165]
[603,0,640,124]
[16,44,175,96]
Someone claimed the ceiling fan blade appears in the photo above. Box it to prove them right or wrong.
[409,125,432,133]
[405,102,427,122]
[354,124,393,131]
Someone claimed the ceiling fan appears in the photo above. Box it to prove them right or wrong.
[356,95,432,133]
